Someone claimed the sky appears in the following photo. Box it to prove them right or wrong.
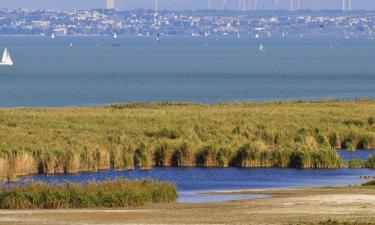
[1,0,375,11]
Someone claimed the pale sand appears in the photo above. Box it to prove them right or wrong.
[0,188,374,225]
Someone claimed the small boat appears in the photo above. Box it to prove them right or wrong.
[0,48,14,66]
[156,33,161,42]
[237,32,241,39]
[51,33,55,39]
[113,33,118,39]
[255,33,259,39]
[259,44,265,52]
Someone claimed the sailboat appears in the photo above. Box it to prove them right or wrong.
[113,33,118,39]
[259,44,265,52]
[156,33,161,42]
[51,33,55,39]
[0,48,14,66]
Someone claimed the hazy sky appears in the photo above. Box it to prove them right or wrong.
[1,0,375,11]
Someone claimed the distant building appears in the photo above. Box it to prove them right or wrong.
[53,28,68,36]
[107,0,116,9]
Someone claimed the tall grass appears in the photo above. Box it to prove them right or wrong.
[367,155,375,168]
[1,100,375,180]
[0,179,177,209]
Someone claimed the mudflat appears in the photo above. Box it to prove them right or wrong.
[0,187,374,225]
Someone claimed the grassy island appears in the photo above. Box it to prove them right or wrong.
[0,179,177,209]
[1,99,375,180]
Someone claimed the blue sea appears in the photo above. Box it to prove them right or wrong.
[0,36,375,107]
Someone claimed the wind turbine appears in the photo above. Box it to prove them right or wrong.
[208,0,211,10]
[290,0,294,11]
[239,0,246,11]
[154,0,158,11]
[274,0,279,10]
[290,0,299,11]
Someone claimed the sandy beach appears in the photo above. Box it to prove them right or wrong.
[0,187,374,225]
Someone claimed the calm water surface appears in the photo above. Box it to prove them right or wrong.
[0,36,375,107]
[8,150,374,203]
[338,149,375,160]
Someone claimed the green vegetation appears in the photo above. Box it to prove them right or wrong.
[1,100,375,180]
[362,180,375,186]
[366,155,375,168]
[305,220,375,225]
[294,219,375,225]
[0,179,177,209]
[289,221,373,225]
[348,159,367,168]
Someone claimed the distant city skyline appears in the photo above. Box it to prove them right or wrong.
[1,0,375,11]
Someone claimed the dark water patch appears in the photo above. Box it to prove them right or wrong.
[338,149,375,161]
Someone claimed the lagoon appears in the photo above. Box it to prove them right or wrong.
[12,167,375,203]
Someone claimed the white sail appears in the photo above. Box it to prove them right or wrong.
[0,48,13,66]
[259,44,264,52]
[113,33,118,39]
[51,33,55,39]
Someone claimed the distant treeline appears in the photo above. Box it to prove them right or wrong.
[0,179,177,209]
[1,100,375,181]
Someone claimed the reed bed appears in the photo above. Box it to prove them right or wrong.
[1,100,375,180]
[0,179,177,209]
